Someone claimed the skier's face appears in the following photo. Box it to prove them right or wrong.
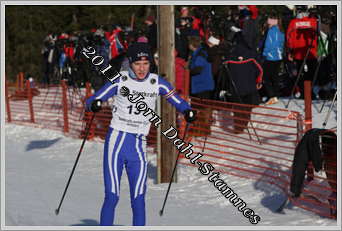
[131,60,150,80]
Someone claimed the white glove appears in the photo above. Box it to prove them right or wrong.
[219,90,227,99]
[230,26,242,33]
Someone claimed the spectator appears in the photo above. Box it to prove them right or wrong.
[239,6,260,52]
[188,36,215,137]
[191,7,205,38]
[175,50,187,95]
[177,6,193,31]
[286,5,318,98]
[216,42,263,134]
[205,35,222,84]
[144,16,157,54]
[41,33,56,86]
[175,7,192,61]
[188,36,215,98]
[262,12,285,105]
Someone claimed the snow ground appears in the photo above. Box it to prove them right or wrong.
[4,98,339,228]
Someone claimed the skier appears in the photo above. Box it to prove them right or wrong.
[85,42,196,226]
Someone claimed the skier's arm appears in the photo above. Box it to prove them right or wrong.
[85,79,119,111]
[158,76,191,113]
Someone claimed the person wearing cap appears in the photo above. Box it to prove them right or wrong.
[85,42,196,226]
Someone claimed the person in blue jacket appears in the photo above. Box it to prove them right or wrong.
[262,13,285,105]
[187,36,215,137]
[85,42,196,226]
[188,36,215,99]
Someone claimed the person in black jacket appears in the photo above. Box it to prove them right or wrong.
[216,42,263,134]
[144,16,157,55]
[204,35,222,86]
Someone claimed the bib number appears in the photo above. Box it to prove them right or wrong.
[127,105,142,115]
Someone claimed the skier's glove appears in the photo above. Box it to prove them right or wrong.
[183,109,197,123]
[86,99,102,112]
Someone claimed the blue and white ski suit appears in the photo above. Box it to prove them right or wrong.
[86,69,190,226]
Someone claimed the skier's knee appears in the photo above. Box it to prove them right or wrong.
[104,192,119,206]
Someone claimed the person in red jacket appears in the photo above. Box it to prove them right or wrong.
[286,5,318,97]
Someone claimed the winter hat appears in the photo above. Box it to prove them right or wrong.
[230,42,256,60]
[248,5,258,19]
[208,36,220,46]
[181,6,189,13]
[127,42,153,63]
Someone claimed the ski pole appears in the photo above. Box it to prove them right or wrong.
[55,112,96,215]
[322,92,337,128]
[286,35,315,108]
[319,98,327,113]
[223,64,262,145]
[159,122,190,216]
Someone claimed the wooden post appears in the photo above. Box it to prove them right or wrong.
[61,80,69,133]
[26,80,35,123]
[158,5,176,183]
[5,80,12,122]
[304,80,314,180]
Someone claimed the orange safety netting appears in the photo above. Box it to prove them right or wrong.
[5,81,337,219]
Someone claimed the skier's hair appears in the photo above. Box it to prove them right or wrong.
[268,12,284,33]
[188,36,202,49]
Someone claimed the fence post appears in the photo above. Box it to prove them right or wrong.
[304,80,314,180]
[296,113,304,144]
[16,73,19,91]
[85,82,92,98]
[61,80,69,133]
[20,72,24,90]
[85,82,94,140]
[26,80,35,123]
[304,81,313,131]
[5,80,12,122]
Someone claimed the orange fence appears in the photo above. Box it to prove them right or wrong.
[5,76,336,219]
[177,97,336,219]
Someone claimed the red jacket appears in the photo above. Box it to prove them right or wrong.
[105,28,123,60]
[63,45,75,61]
[192,17,204,38]
[287,17,318,60]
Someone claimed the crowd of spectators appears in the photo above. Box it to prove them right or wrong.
[41,5,337,105]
